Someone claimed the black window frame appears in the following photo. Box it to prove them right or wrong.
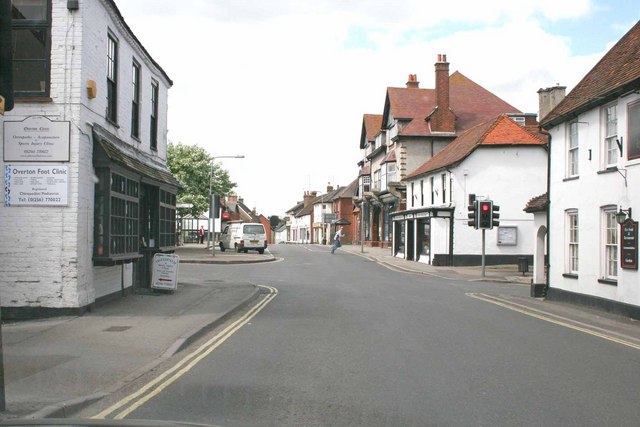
[10,0,52,99]
[107,32,118,123]
[150,80,159,150]
[94,168,142,264]
[131,59,141,139]
[159,189,177,249]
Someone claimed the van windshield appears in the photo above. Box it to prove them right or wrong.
[243,225,265,234]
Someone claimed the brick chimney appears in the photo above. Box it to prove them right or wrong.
[538,85,566,123]
[303,191,317,207]
[406,74,419,89]
[430,54,456,133]
[326,183,334,193]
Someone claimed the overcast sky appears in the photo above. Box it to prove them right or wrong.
[116,0,638,217]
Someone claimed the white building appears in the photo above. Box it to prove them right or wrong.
[399,114,547,265]
[0,0,179,318]
[541,21,640,314]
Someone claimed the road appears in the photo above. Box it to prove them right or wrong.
[83,244,640,426]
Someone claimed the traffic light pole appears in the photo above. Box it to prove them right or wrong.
[481,229,486,277]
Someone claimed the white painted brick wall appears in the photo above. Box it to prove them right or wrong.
[0,0,173,309]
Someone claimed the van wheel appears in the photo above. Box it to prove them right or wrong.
[219,243,225,252]
[258,249,264,254]
[243,249,249,253]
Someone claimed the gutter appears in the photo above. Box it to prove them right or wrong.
[539,127,552,293]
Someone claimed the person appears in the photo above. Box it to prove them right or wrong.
[331,227,344,254]
[199,226,204,244]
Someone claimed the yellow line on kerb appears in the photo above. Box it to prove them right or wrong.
[92,285,278,420]
[466,293,640,351]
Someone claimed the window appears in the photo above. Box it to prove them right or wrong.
[566,210,579,274]
[602,207,618,280]
[373,169,381,190]
[628,102,640,160]
[441,173,446,203]
[603,105,617,168]
[567,121,579,177]
[159,190,176,249]
[107,34,118,123]
[420,180,424,206]
[131,61,141,139]
[411,182,415,208]
[94,169,140,261]
[11,0,51,98]
[430,176,434,205]
[387,162,397,183]
[150,80,159,150]
[361,175,370,193]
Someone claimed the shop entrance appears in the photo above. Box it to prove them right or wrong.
[134,184,158,290]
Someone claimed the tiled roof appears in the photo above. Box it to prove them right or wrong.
[92,124,181,189]
[524,193,549,213]
[359,165,371,176]
[384,71,521,138]
[541,20,640,127]
[406,115,548,179]
[360,114,383,148]
[381,149,396,164]
[337,178,358,198]
[286,201,304,214]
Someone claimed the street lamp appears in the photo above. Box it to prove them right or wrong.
[209,155,245,256]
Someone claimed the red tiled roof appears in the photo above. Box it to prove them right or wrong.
[541,20,640,127]
[524,193,549,213]
[406,115,548,179]
[384,71,521,138]
[360,114,383,149]
[381,149,396,164]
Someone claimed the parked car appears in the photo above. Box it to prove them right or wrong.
[219,222,268,254]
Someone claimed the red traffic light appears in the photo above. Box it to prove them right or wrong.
[481,204,490,212]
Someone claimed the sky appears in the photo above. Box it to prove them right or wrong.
[115,0,639,217]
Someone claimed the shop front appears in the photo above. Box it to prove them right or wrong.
[391,208,453,265]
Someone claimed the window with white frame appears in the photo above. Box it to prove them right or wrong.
[441,173,446,204]
[420,179,424,206]
[566,210,579,274]
[603,105,617,168]
[430,176,435,204]
[381,164,387,191]
[567,121,579,177]
[602,206,618,280]
[387,162,397,183]
[373,169,381,190]
[410,182,415,208]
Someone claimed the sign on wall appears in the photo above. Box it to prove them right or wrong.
[4,165,69,206]
[151,253,179,291]
[621,219,638,270]
[3,116,71,162]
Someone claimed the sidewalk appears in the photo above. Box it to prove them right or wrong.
[0,246,263,420]
[338,244,532,284]
[175,243,277,264]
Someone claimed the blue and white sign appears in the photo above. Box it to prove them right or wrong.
[4,165,69,206]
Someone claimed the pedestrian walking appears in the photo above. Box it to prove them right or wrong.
[199,226,204,244]
[331,226,344,254]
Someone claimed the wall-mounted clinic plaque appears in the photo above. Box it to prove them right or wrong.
[3,116,71,162]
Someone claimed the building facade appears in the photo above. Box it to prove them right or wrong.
[1,0,179,317]
[541,21,640,313]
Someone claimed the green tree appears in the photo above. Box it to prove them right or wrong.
[167,142,236,217]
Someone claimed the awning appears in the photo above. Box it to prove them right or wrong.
[92,123,182,190]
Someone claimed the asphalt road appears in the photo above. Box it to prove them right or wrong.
[86,245,640,426]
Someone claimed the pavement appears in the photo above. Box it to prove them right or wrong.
[1,243,640,420]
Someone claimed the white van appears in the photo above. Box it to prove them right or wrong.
[219,222,268,254]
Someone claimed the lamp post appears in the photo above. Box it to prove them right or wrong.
[209,155,245,256]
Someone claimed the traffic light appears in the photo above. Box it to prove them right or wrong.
[478,201,492,229]
[467,201,478,229]
[492,205,500,228]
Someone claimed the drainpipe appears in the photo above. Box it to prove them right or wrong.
[539,127,552,295]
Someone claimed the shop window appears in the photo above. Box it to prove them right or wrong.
[94,169,140,263]
[159,189,176,248]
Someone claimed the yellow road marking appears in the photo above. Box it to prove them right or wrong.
[92,285,278,420]
[467,293,640,351]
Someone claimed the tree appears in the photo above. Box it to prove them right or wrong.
[167,142,236,217]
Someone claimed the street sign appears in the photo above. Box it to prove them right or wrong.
[323,213,337,223]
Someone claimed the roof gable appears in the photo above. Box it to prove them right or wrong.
[360,114,383,149]
[406,115,547,179]
[381,71,521,138]
[542,20,640,127]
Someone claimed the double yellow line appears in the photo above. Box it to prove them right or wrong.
[92,285,278,420]
[467,292,640,351]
